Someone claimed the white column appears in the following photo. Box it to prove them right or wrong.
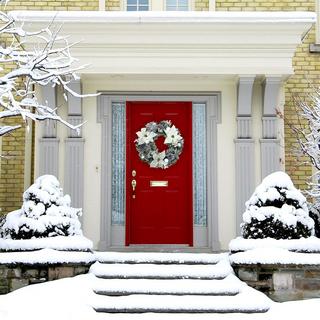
[234,76,255,235]
[260,77,281,178]
[64,80,85,210]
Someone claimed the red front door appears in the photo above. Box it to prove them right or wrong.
[126,101,193,245]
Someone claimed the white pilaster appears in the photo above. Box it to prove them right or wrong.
[260,77,281,178]
[38,85,59,177]
[235,76,255,235]
[64,80,85,210]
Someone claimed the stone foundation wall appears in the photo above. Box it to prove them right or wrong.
[0,263,92,294]
[233,263,320,302]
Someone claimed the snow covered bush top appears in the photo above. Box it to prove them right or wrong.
[245,171,308,211]
[0,175,82,240]
[241,171,314,240]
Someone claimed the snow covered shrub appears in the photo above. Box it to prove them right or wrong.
[241,172,314,239]
[0,175,82,239]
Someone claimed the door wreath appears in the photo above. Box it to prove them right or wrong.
[135,120,184,169]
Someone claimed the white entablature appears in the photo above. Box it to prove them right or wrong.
[10,11,315,76]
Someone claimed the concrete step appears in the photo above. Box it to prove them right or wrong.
[93,275,242,296]
[90,260,233,280]
[95,252,226,265]
[92,287,271,314]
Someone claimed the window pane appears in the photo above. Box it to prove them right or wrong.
[139,0,148,5]
[193,103,207,226]
[166,0,176,6]
[139,5,149,11]
[166,0,188,11]
[127,5,137,11]
[127,0,137,5]
[179,0,188,6]
[112,102,126,226]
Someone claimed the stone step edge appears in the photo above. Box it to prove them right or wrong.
[97,261,218,265]
[93,307,269,314]
[94,275,226,280]
[93,290,239,297]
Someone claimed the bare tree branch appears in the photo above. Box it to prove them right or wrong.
[0,5,97,138]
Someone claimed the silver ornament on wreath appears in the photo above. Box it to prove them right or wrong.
[135,120,184,169]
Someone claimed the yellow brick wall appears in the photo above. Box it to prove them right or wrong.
[4,0,99,11]
[195,0,209,11]
[106,0,120,10]
[216,0,316,190]
[216,0,314,11]
[0,0,99,215]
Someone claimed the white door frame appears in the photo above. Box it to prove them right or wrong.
[97,92,221,251]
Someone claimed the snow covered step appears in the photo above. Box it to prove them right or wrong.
[93,274,242,296]
[90,260,233,280]
[92,287,271,313]
[95,252,226,265]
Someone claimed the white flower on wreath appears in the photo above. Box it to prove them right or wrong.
[164,125,182,146]
[136,128,157,145]
[150,151,166,168]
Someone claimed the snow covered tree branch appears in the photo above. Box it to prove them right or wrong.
[0,5,95,137]
[291,89,320,204]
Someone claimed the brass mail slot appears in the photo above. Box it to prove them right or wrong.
[150,180,168,187]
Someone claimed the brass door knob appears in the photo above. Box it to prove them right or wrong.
[131,179,137,192]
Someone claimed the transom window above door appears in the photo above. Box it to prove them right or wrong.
[166,0,189,11]
[127,0,149,11]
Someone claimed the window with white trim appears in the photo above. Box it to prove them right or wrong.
[127,0,149,11]
[166,0,189,11]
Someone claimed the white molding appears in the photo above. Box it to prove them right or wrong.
[97,93,221,251]
[209,0,215,11]
[99,0,105,11]
[11,11,315,76]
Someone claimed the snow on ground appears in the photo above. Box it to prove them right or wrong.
[0,248,95,264]
[0,235,93,252]
[0,273,319,320]
[229,236,320,252]
[230,247,320,265]
[0,274,98,320]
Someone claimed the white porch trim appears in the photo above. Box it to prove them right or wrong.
[10,11,315,76]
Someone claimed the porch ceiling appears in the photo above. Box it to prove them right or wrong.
[10,11,315,76]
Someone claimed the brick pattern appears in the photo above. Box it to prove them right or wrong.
[4,0,99,11]
[0,263,91,294]
[233,263,320,302]
[0,35,26,215]
[195,0,209,11]
[216,0,316,190]
[285,27,318,189]
[216,0,314,11]
[106,0,120,10]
